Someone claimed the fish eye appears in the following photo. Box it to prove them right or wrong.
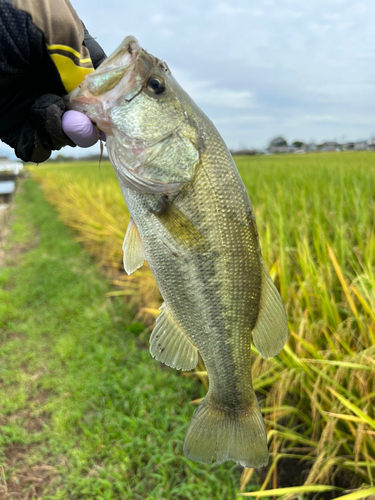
[147,76,166,94]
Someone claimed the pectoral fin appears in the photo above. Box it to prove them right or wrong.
[252,264,289,358]
[152,198,206,251]
[122,218,146,275]
[150,303,198,371]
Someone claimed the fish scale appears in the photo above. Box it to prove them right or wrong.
[68,35,289,468]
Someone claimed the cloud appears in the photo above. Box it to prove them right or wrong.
[2,0,373,159]
[150,14,167,25]
[159,28,173,38]
[291,11,304,18]
[215,2,263,16]
[215,115,273,125]
[323,12,341,20]
[172,69,255,110]
[309,23,331,32]
[0,143,16,159]
[298,115,342,124]
[190,85,254,110]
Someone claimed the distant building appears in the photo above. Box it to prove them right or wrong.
[320,142,340,152]
[231,149,257,156]
[261,135,375,155]
[0,162,16,202]
[354,141,368,151]
[305,143,317,152]
[0,158,23,174]
[269,146,290,154]
[0,180,15,202]
[342,141,369,151]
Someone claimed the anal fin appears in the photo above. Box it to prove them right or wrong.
[150,303,198,371]
[122,218,146,275]
[252,263,289,358]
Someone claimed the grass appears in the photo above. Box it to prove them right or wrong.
[29,152,375,498]
[0,179,245,499]
[30,161,160,320]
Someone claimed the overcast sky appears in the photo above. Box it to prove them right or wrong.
[2,0,375,159]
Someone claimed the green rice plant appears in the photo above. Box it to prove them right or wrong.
[30,152,375,496]
[235,152,375,496]
[30,162,161,319]
[31,162,125,267]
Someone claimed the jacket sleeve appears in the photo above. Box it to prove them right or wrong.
[0,0,106,161]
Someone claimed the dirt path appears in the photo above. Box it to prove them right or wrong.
[0,189,59,500]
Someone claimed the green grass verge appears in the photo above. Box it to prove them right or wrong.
[0,179,247,499]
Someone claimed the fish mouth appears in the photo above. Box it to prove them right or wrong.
[67,36,156,132]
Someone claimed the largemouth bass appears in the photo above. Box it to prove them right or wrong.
[68,36,288,468]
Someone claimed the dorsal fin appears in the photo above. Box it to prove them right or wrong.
[150,303,198,371]
[252,263,289,358]
[122,218,146,275]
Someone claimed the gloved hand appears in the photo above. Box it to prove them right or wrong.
[60,24,106,150]
[2,94,99,163]
[0,0,107,163]
[3,94,73,163]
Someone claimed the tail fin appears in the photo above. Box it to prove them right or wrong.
[183,393,269,468]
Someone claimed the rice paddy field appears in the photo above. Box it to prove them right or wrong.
[29,151,375,499]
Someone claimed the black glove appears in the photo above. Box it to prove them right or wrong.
[2,94,75,163]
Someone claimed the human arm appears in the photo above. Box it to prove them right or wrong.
[0,0,106,162]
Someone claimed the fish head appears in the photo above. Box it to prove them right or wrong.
[68,36,202,193]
